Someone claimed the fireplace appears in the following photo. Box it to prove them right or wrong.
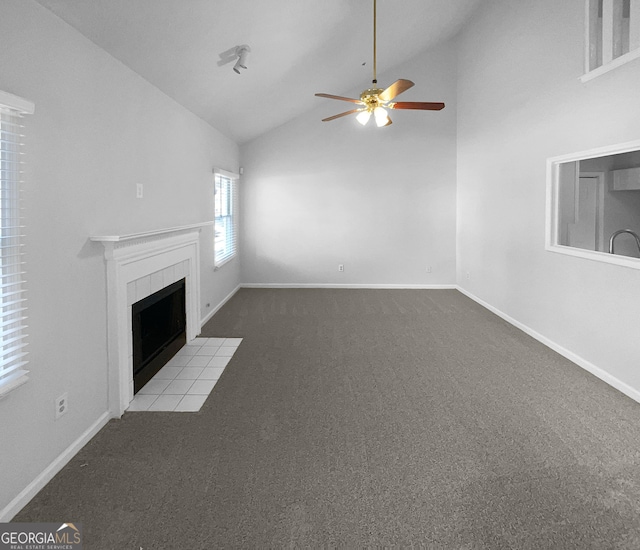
[132,278,186,394]
[91,224,208,417]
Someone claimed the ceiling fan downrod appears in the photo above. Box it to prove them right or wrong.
[373,0,377,85]
[361,0,383,108]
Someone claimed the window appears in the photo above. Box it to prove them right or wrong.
[213,169,238,268]
[0,90,34,396]
[582,0,640,81]
[546,139,640,269]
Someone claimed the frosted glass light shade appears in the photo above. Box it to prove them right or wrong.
[356,111,371,126]
[374,106,388,127]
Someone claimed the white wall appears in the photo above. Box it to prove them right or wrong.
[457,0,640,396]
[240,43,458,287]
[0,0,239,518]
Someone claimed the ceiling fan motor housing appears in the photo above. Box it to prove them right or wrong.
[360,88,385,111]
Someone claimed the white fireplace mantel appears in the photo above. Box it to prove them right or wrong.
[91,221,214,245]
[92,223,212,417]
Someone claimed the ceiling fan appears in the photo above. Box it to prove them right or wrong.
[315,0,445,127]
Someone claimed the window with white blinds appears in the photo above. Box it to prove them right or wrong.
[0,91,34,397]
[213,169,238,268]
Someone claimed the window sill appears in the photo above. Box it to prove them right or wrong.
[580,48,640,83]
[0,370,29,399]
[546,243,640,269]
[214,255,236,271]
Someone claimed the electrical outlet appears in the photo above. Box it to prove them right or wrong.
[466,271,470,280]
[338,264,344,272]
[206,302,210,308]
[136,183,143,198]
[55,393,68,420]
[426,266,432,273]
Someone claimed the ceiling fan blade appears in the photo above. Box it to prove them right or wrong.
[315,93,362,104]
[391,101,445,111]
[383,116,392,126]
[379,79,414,102]
[322,109,361,122]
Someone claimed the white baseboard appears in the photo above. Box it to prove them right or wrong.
[200,284,241,328]
[456,286,640,404]
[240,283,457,289]
[0,411,112,522]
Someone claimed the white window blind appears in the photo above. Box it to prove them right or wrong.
[0,90,34,397]
[213,169,238,268]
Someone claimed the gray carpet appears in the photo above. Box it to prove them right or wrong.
[15,289,640,548]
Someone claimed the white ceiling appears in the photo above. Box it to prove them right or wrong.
[34,0,482,144]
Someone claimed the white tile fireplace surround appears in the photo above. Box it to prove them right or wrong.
[92,223,212,418]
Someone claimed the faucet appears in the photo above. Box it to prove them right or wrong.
[609,229,640,255]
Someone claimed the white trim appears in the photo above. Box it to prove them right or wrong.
[546,245,640,269]
[241,283,457,289]
[580,47,640,82]
[213,167,240,179]
[200,284,241,327]
[545,140,640,269]
[545,154,558,250]
[0,90,35,115]
[0,371,29,399]
[213,255,235,272]
[546,139,640,165]
[91,221,213,243]
[456,286,640,405]
[578,172,606,252]
[0,411,111,522]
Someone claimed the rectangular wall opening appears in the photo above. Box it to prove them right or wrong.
[132,278,186,394]
[546,140,640,269]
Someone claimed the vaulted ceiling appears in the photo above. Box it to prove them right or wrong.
[35,0,482,144]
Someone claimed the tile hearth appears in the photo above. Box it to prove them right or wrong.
[127,337,242,412]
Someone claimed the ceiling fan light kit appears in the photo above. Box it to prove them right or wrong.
[315,0,444,126]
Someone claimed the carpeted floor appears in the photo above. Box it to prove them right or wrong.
[15,289,640,548]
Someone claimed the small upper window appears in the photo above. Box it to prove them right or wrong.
[583,0,640,80]
[0,90,34,397]
[213,169,238,268]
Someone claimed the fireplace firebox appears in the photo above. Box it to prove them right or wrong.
[132,278,186,394]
